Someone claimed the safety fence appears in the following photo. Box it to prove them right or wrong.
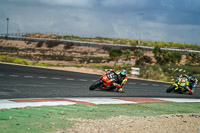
[0,34,200,53]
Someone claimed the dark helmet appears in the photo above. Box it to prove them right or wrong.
[120,69,127,76]
[190,76,196,82]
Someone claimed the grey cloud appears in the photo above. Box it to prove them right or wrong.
[0,0,200,44]
[38,0,93,7]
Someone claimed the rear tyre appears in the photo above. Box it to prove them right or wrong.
[166,85,176,93]
[89,80,102,90]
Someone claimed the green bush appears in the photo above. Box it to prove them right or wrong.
[140,66,167,81]
[109,48,122,64]
[153,46,182,65]
[13,58,28,65]
[0,55,31,65]
[186,52,200,65]
[33,62,55,67]
[119,39,128,44]
[70,63,84,68]
[136,56,152,65]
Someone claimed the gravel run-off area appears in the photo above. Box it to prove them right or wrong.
[56,113,200,133]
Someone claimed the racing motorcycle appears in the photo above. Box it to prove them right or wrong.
[89,71,122,92]
[166,77,190,94]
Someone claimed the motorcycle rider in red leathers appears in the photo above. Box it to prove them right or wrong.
[100,69,128,92]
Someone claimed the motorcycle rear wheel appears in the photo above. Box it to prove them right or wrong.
[89,80,102,90]
[166,85,176,93]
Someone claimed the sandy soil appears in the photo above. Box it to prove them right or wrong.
[58,113,200,133]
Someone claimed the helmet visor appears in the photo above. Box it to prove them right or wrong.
[121,72,125,75]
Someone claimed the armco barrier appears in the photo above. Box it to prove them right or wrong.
[0,35,200,53]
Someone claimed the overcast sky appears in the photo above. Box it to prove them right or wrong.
[0,0,200,45]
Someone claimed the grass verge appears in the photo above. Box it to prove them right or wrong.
[0,103,200,133]
[0,55,56,67]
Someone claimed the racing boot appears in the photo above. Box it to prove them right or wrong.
[118,87,123,92]
[116,87,123,93]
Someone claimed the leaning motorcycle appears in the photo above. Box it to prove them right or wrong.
[166,77,190,94]
[89,71,122,92]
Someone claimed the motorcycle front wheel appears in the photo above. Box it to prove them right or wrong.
[89,80,102,90]
[166,85,176,93]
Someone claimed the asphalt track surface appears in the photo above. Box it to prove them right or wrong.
[0,63,200,99]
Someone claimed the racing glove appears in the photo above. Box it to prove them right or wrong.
[122,79,127,85]
[189,89,194,94]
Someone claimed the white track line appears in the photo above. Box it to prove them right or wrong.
[79,79,87,81]
[0,98,200,109]
[52,77,61,80]
[24,76,33,78]
[153,98,200,103]
[141,84,148,86]
[66,78,74,80]
[129,82,136,84]
[0,100,75,109]
[152,84,159,86]
[9,75,19,77]
[38,77,47,79]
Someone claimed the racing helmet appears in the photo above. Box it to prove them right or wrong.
[190,76,196,82]
[120,69,127,76]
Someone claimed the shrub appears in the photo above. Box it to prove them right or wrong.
[34,62,55,67]
[70,63,84,67]
[13,58,28,65]
[186,52,200,65]
[133,49,144,60]
[136,56,152,65]
[139,65,200,82]
[36,41,44,47]
[64,42,73,49]
[0,55,31,65]
[119,39,128,44]
[153,46,182,65]
[109,48,122,64]
[46,41,60,48]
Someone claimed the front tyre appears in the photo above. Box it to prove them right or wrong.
[89,80,102,90]
[166,85,176,93]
